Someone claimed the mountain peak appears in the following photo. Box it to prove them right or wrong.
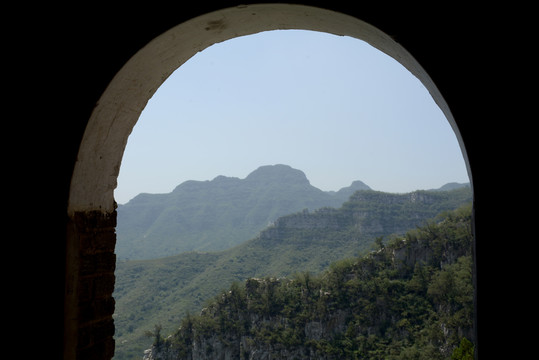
[432,182,470,191]
[245,164,310,185]
[348,180,371,191]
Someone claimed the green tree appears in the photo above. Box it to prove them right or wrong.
[451,337,474,360]
[374,236,385,250]
[144,324,163,347]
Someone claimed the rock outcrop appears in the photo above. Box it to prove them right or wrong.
[143,205,474,360]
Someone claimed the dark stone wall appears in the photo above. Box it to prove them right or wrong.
[12,2,512,359]
[68,211,117,360]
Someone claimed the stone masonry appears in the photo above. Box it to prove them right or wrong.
[67,210,117,360]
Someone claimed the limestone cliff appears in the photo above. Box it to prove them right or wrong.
[143,205,474,360]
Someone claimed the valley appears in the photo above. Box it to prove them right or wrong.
[113,166,471,359]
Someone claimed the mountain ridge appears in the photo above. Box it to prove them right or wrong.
[113,186,472,359]
[116,164,372,260]
[244,164,310,184]
[116,164,467,261]
[143,204,474,360]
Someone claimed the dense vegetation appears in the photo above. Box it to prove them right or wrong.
[149,204,474,360]
[113,187,472,359]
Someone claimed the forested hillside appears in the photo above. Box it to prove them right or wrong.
[145,204,474,360]
[113,187,472,359]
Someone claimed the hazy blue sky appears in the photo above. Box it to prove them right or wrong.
[115,30,469,204]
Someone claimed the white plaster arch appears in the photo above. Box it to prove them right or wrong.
[67,3,470,215]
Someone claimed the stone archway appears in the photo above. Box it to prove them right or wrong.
[65,4,472,359]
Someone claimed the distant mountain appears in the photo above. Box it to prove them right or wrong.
[116,164,371,260]
[113,187,472,359]
[429,182,470,192]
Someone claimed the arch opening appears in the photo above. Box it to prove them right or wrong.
[68,4,471,215]
[65,4,474,360]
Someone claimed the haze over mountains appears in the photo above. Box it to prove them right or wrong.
[116,164,469,261]
[116,165,372,260]
[113,171,471,359]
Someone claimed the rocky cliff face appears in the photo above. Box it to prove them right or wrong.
[143,205,474,360]
[259,188,471,245]
[143,291,353,360]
